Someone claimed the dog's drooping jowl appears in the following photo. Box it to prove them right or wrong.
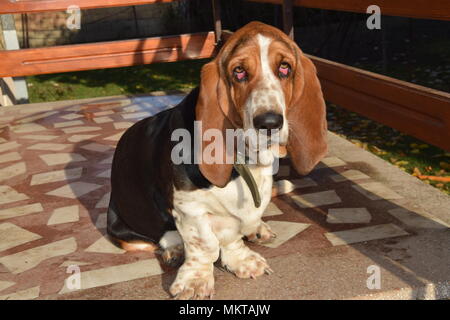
[107,21,327,299]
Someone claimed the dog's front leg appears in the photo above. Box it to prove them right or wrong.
[169,212,219,300]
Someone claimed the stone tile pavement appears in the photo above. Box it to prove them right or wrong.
[0,94,449,300]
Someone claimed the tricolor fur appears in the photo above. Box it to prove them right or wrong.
[107,21,327,299]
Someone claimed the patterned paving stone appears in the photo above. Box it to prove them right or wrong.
[0,203,43,221]
[99,156,113,164]
[326,208,372,224]
[388,208,450,229]
[274,178,318,195]
[261,221,310,248]
[85,236,125,254]
[39,153,87,166]
[122,112,151,120]
[330,170,370,182]
[30,168,82,186]
[62,126,101,134]
[315,156,346,169]
[65,105,82,112]
[291,190,342,208]
[80,143,112,153]
[16,111,56,122]
[27,143,70,151]
[0,222,42,252]
[96,169,111,178]
[93,116,113,124]
[46,182,102,199]
[59,260,92,267]
[19,105,52,114]
[60,113,84,120]
[352,182,403,200]
[21,135,58,141]
[11,123,46,133]
[0,280,15,292]
[0,286,40,300]
[0,141,20,153]
[0,162,26,183]
[67,134,100,143]
[262,202,284,217]
[0,116,14,124]
[0,237,77,274]
[324,224,409,246]
[0,152,21,164]
[95,192,110,208]
[113,122,133,129]
[0,94,436,300]
[59,259,163,294]
[93,110,114,116]
[122,105,142,113]
[103,132,123,141]
[47,205,79,226]
[95,213,107,229]
[0,186,29,205]
[54,120,84,128]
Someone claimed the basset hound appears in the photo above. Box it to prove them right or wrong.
[107,21,327,299]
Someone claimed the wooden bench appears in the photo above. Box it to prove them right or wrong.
[0,0,449,150]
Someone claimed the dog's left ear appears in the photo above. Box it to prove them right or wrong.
[195,60,238,187]
[286,49,328,175]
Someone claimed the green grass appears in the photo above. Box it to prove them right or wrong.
[27,59,209,103]
[26,57,449,195]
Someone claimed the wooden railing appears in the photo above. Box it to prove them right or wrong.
[0,32,216,77]
[247,0,450,21]
[0,0,220,76]
[0,0,449,150]
[0,0,176,14]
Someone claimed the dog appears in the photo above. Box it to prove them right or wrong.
[107,21,327,299]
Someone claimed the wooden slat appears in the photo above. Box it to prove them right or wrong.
[282,0,294,39]
[247,0,450,20]
[212,0,222,45]
[0,32,216,77]
[308,55,450,151]
[0,0,178,14]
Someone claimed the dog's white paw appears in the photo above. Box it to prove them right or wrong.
[170,263,215,300]
[245,222,277,244]
[222,249,273,279]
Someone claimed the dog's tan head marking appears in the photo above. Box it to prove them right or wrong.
[196,21,328,187]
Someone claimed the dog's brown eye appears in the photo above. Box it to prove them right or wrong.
[278,62,291,78]
[233,66,247,82]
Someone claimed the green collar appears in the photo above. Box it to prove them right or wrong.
[233,162,261,208]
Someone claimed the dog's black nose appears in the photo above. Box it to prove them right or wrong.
[253,112,283,130]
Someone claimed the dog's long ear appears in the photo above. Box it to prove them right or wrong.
[195,61,237,187]
[287,49,328,175]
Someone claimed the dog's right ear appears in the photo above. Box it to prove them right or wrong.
[195,61,237,188]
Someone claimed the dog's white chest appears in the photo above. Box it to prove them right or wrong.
[173,165,273,223]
